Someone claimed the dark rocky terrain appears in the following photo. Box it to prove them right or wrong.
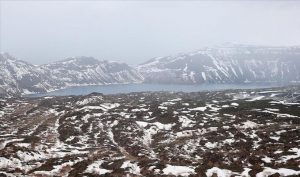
[0,86,299,176]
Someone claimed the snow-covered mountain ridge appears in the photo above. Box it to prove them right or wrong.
[0,53,143,96]
[1,45,300,96]
[138,46,300,84]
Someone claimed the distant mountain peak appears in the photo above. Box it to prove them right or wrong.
[138,46,300,84]
[54,56,101,65]
[0,52,16,61]
[0,53,143,96]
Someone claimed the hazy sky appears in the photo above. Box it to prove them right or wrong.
[1,0,300,65]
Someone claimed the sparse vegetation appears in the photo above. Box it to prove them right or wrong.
[0,86,299,176]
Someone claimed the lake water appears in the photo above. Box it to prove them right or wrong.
[28,83,283,97]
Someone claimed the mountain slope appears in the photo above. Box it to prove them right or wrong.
[39,57,142,86]
[0,53,56,96]
[0,54,143,96]
[137,45,300,84]
[2,45,300,96]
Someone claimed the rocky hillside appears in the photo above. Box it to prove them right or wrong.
[39,57,143,88]
[0,86,299,176]
[0,53,143,96]
[0,53,57,97]
[138,45,300,84]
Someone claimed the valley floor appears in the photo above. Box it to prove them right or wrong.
[0,86,300,177]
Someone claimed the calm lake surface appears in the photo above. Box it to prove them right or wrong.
[28,83,283,97]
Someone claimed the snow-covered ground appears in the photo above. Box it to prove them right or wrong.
[0,86,299,176]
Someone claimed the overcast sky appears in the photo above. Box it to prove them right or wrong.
[1,0,300,65]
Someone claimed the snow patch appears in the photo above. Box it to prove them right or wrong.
[206,167,236,177]
[189,106,207,111]
[85,160,112,175]
[163,165,195,177]
[256,167,300,177]
[121,161,141,175]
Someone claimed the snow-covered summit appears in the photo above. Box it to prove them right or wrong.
[137,46,300,84]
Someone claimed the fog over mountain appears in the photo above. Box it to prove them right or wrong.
[1,45,300,96]
[138,45,300,84]
[1,1,300,65]
[1,1,300,176]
